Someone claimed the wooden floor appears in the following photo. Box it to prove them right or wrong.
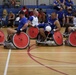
[0,28,76,75]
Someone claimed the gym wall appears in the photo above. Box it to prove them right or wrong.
[0,0,76,5]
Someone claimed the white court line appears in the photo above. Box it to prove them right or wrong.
[4,49,11,75]
[9,65,76,67]
[0,52,76,54]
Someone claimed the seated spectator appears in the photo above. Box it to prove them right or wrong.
[2,9,8,27]
[29,8,34,16]
[65,6,73,24]
[60,0,65,9]
[68,15,76,32]
[65,0,73,9]
[14,14,20,27]
[53,0,64,10]
[2,0,10,8]
[60,0,65,3]
[63,7,75,36]
[10,0,16,8]
[15,0,20,8]
[63,12,76,37]
[7,11,15,27]
[57,6,65,27]
[21,6,29,18]
[38,8,46,23]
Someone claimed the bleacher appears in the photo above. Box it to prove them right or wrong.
[0,4,76,26]
[0,4,54,17]
[0,4,76,18]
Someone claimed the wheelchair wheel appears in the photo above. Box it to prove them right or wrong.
[28,27,39,39]
[0,30,5,44]
[69,31,76,46]
[53,31,63,46]
[13,32,30,49]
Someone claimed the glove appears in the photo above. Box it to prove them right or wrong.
[16,29,22,35]
[32,25,36,28]
[53,29,56,32]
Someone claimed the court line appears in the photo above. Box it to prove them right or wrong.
[4,49,11,75]
[0,52,76,54]
[28,44,68,75]
[9,65,76,67]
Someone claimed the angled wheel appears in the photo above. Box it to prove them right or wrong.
[69,31,76,46]
[53,31,63,46]
[13,32,30,49]
[28,27,39,39]
[0,30,5,44]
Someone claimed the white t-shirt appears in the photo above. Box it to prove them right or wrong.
[15,17,20,21]
[32,16,39,26]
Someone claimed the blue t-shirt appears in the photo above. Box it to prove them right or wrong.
[57,10,64,19]
[65,0,73,7]
[38,17,57,30]
[65,11,72,17]
[48,17,57,30]
[60,0,64,3]
[17,17,28,31]
[29,16,33,21]
[53,0,60,6]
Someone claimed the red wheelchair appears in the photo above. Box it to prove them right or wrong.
[36,31,63,46]
[0,30,5,44]
[65,31,76,47]
[4,32,30,49]
[27,27,39,39]
[12,32,30,49]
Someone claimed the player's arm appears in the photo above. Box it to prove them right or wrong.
[21,23,28,31]
[28,20,32,26]
[54,20,61,31]
[28,16,33,26]
[20,19,28,31]
[11,14,15,20]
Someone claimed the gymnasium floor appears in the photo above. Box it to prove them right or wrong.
[0,28,76,75]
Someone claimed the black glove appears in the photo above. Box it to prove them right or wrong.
[16,30,21,35]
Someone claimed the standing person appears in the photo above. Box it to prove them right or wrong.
[7,10,28,41]
[28,9,39,27]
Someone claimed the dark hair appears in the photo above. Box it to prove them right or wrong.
[23,6,26,9]
[19,11,25,15]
